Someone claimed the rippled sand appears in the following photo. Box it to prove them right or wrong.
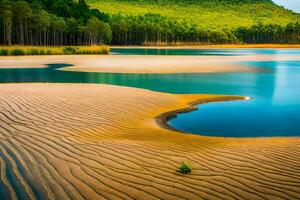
[0,83,299,199]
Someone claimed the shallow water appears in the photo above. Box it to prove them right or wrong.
[1,48,300,137]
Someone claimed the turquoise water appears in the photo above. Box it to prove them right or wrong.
[169,60,300,137]
[0,48,300,137]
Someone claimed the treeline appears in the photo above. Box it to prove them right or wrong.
[0,0,112,45]
[0,0,299,46]
[236,23,300,44]
[109,14,300,45]
[109,14,238,45]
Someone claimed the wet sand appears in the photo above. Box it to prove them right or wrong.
[0,83,299,199]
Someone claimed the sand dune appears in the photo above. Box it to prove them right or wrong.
[0,83,299,199]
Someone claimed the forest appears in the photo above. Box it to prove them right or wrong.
[0,0,112,45]
[88,0,299,29]
[108,14,300,45]
[0,0,300,45]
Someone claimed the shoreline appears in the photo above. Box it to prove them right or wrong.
[155,95,248,135]
[112,44,300,49]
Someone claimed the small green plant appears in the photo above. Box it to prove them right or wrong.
[177,162,192,174]
[0,49,9,55]
[10,49,24,55]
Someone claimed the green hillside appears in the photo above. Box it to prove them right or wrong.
[88,0,300,31]
[1,0,299,46]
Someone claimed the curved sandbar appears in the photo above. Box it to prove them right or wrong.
[2,54,300,74]
[156,95,248,133]
[0,83,299,199]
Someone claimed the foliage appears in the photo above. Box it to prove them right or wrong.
[107,13,300,45]
[0,48,8,55]
[10,48,24,55]
[87,0,300,44]
[235,22,300,44]
[88,0,300,30]
[177,162,192,174]
[0,0,300,45]
[0,0,111,45]
[0,45,110,55]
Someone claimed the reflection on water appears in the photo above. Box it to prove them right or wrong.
[111,48,300,56]
[0,49,300,137]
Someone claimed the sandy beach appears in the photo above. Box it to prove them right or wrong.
[0,83,299,199]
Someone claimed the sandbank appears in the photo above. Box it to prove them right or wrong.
[1,54,300,74]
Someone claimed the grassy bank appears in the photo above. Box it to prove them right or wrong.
[0,46,110,56]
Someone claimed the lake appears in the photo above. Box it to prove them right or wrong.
[1,48,300,137]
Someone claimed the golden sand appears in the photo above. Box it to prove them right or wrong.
[0,83,299,199]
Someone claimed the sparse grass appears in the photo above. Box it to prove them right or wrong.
[0,45,110,56]
[177,162,192,174]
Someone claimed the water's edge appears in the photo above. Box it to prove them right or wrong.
[155,95,249,136]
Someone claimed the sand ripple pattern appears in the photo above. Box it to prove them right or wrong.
[0,84,299,200]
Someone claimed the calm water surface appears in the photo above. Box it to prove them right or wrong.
[169,60,300,137]
[111,48,300,56]
[1,48,300,137]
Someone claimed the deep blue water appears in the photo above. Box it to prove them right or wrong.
[1,48,300,137]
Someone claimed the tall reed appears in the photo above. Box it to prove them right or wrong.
[0,46,110,56]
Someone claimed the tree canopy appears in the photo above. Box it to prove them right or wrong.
[0,0,111,45]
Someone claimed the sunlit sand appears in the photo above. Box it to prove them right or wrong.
[0,83,299,199]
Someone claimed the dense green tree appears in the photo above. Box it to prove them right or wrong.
[235,23,300,44]
[0,0,12,45]
[108,13,240,45]
[13,1,32,44]
[85,16,112,45]
[0,0,110,45]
